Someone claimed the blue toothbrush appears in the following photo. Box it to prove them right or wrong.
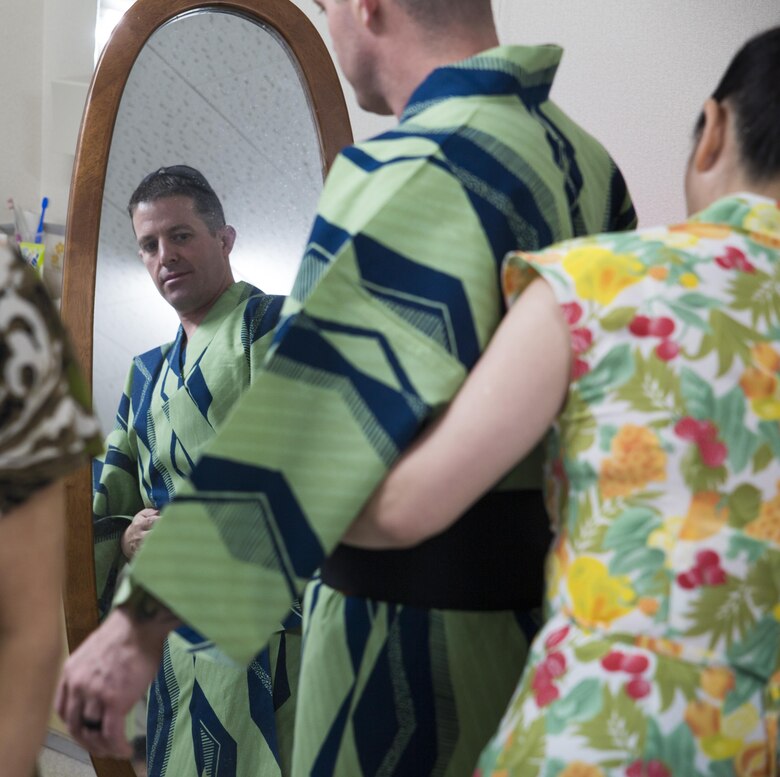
[35,196,49,243]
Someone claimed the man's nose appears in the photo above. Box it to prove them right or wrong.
[159,239,178,264]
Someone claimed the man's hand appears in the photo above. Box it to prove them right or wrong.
[55,603,174,758]
[121,508,160,560]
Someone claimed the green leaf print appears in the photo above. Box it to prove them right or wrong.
[573,639,613,663]
[577,344,635,404]
[727,616,780,680]
[666,300,712,333]
[501,712,546,774]
[713,387,759,473]
[723,671,764,717]
[604,507,660,551]
[727,484,762,529]
[708,309,755,376]
[752,442,775,473]
[546,679,603,735]
[680,445,728,492]
[569,496,608,554]
[562,389,597,457]
[575,684,645,755]
[729,264,780,328]
[600,306,637,332]
[656,655,699,713]
[727,533,765,565]
[676,292,721,309]
[610,546,665,581]
[615,349,683,415]
[746,555,780,613]
[759,420,780,459]
[680,367,715,419]
[685,578,756,651]
[645,720,697,775]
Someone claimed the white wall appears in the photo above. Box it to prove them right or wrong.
[2,2,779,236]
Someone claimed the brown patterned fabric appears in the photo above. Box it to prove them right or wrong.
[0,239,101,515]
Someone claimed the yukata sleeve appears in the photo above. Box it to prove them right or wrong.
[0,251,102,515]
[123,148,505,664]
[92,368,144,618]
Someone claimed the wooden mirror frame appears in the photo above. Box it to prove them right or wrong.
[60,1,351,774]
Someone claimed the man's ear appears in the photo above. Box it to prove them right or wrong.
[352,0,379,27]
[219,225,237,254]
[692,98,728,174]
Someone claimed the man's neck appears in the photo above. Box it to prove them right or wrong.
[178,281,234,342]
[383,27,500,118]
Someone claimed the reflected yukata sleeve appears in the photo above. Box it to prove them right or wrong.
[92,364,146,617]
[123,143,514,664]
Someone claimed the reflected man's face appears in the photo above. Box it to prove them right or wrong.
[132,195,234,315]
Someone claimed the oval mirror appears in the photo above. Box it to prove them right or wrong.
[60,1,351,775]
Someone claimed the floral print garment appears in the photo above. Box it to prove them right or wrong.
[478,194,780,777]
[0,240,101,515]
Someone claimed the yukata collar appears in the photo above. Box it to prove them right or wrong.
[178,281,251,376]
[690,192,780,247]
[400,44,564,122]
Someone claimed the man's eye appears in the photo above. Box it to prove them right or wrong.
[173,233,190,242]
[141,242,156,254]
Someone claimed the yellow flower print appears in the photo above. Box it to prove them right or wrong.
[752,343,780,373]
[741,343,780,418]
[735,741,771,777]
[634,635,683,658]
[502,259,537,302]
[701,666,735,700]
[751,397,780,421]
[648,515,683,556]
[745,203,780,235]
[670,222,732,239]
[740,366,778,400]
[722,704,760,740]
[562,246,644,305]
[745,481,780,545]
[701,734,743,760]
[680,491,729,540]
[566,557,635,627]
[685,699,721,738]
[679,272,699,288]
[599,425,667,499]
[644,227,700,249]
[559,764,605,777]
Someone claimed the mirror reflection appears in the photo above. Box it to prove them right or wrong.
[93,9,324,431]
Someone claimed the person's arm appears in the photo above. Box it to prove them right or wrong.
[54,591,179,759]
[0,480,66,777]
[343,277,571,548]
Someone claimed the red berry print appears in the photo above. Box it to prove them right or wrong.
[544,625,569,650]
[572,358,590,380]
[620,654,650,674]
[531,664,553,691]
[716,246,756,273]
[647,316,675,337]
[625,677,651,700]
[655,340,679,361]
[629,315,651,336]
[695,549,720,569]
[561,301,583,325]
[700,564,727,586]
[534,683,560,707]
[570,327,593,354]
[677,569,702,590]
[698,438,728,468]
[544,651,567,678]
[627,761,671,777]
[675,417,718,443]
[601,651,625,671]
[647,762,672,777]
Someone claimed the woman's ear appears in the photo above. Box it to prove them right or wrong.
[691,98,728,174]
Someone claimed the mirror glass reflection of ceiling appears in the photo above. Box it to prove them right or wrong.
[92,8,324,431]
